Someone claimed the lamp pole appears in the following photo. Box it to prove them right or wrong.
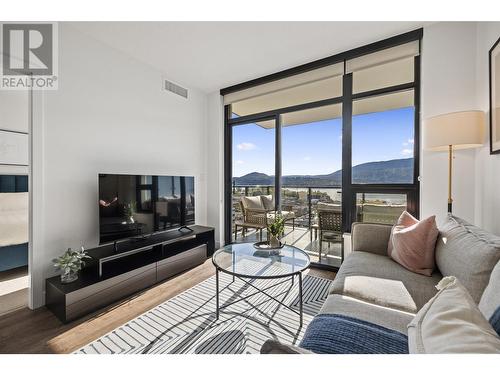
[448,144,453,214]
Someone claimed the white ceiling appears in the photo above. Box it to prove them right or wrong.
[68,22,426,93]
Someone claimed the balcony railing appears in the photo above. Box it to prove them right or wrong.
[232,184,407,231]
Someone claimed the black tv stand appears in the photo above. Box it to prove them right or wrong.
[45,225,214,323]
[178,225,194,232]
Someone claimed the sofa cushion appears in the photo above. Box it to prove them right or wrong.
[241,196,264,210]
[408,276,500,354]
[479,260,500,321]
[260,195,274,210]
[317,202,341,212]
[435,215,500,303]
[320,294,414,334]
[267,211,295,221]
[330,251,442,313]
[387,211,439,276]
[299,314,408,354]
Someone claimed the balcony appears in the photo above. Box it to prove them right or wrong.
[232,185,407,267]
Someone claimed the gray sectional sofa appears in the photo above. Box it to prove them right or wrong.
[262,215,500,353]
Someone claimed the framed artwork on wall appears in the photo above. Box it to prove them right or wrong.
[490,36,500,154]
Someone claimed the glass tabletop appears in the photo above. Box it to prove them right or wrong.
[212,243,310,279]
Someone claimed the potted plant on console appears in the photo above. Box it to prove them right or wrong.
[53,247,91,284]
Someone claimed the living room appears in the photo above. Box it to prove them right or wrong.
[1,1,500,373]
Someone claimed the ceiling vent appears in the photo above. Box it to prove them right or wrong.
[164,79,188,99]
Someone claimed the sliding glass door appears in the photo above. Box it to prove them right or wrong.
[231,118,276,243]
[280,104,343,267]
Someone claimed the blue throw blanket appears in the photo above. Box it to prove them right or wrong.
[299,314,408,354]
[490,306,500,336]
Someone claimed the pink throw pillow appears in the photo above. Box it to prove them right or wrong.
[387,211,439,276]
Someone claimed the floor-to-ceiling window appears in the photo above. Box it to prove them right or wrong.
[280,104,343,267]
[223,29,421,270]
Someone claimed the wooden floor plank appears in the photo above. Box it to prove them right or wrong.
[0,259,335,354]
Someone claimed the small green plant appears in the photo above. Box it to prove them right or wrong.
[267,215,285,238]
[123,202,136,218]
[53,247,91,277]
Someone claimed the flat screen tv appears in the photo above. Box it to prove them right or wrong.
[98,174,195,244]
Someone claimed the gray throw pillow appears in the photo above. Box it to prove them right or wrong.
[435,215,500,304]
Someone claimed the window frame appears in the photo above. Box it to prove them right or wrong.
[223,29,422,267]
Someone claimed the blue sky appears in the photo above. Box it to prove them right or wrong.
[232,107,414,177]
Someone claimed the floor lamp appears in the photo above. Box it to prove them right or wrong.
[424,111,485,214]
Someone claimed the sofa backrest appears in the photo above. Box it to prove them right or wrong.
[435,215,500,304]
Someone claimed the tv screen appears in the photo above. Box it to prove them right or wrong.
[98,174,195,243]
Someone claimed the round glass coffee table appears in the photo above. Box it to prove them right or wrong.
[212,243,310,326]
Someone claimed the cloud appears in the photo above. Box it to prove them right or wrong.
[303,156,312,161]
[236,142,257,151]
[401,148,413,156]
[235,160,244,165]
[402,138,415,146]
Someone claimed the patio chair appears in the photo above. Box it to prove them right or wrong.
[234,200,268,242]
[235,195,296,241]
[317,206,342,262]
[358,203,406,225]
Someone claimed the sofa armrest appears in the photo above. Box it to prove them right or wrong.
[260,340,313,354]
[351,222,392,256]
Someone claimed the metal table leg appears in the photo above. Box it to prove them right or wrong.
[298,272,303,327]
[216,268,219,320]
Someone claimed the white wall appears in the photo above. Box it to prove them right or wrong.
[31,24,208,308]
[420,22,479,226]
[475,22,500,234]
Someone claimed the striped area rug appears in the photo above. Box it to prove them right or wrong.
[76,266,333,354]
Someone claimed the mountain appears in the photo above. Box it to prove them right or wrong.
[233,158,413,186]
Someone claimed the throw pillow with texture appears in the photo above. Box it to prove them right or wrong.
[435,215,500,304]
[387,211,439,276]
[408,276,500,354]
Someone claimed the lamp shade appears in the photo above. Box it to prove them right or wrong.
[424,110,485,151]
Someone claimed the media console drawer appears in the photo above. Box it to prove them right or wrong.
[157,244,207,281]
[66,263,156,321]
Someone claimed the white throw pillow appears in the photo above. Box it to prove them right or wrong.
[408,276,500,354]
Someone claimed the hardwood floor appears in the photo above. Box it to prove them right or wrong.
[0,266,29,317]
[0,259,335,354]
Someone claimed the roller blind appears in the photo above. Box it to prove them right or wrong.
[346,41,419,73]
[347,41,419,94]
[224,63,343,106]
[225,40,418,126]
